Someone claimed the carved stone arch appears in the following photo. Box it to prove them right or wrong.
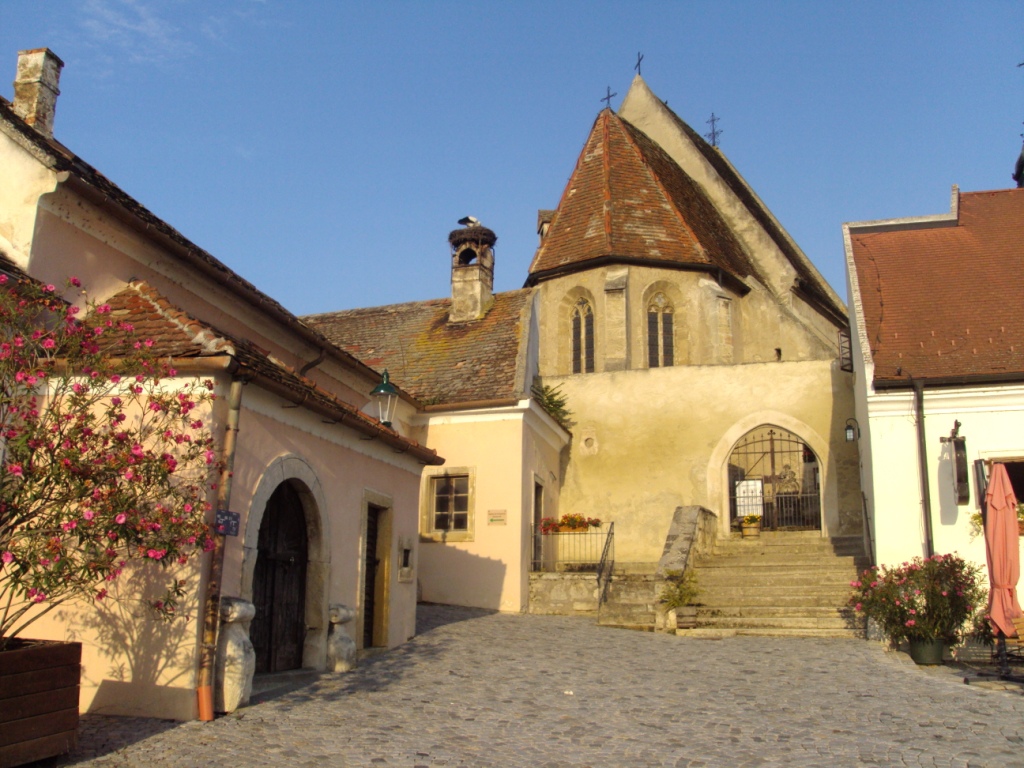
[241,453,331,670]
[558,286,597,375]
[707,412,838,537]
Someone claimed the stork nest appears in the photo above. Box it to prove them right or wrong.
[448,226,497,248]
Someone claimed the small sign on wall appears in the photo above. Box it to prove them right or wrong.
[488,510,507,525]
[215,509,240,537]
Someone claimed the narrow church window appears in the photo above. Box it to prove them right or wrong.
[571,298,594,374]
[432,475,469,531]
[647,293,674,368]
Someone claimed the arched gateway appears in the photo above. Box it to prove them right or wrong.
[727,425,821,531]
[250,481,309,673]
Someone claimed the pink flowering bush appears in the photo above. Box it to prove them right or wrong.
[0,274,218,649]
[849,553,985,645]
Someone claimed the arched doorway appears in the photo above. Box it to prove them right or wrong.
[250,481,309,673]
[727,425,821,531]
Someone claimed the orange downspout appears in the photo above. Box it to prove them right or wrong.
[196,377,244,720]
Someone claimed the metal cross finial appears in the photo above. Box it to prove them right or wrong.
[705,112,723,147]
[635,52,644,75]
[601,86,617,109]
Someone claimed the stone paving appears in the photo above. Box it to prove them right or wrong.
[49,604,1024,767]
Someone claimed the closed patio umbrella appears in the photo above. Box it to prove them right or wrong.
[985,462,1022,640]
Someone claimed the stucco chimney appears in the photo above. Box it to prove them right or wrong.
[13,48,64,137]
[448,220,496,323]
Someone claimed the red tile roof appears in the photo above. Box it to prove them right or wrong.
[527,109,758,287]
[304,290,533,407]
[103,282,442,463]
[849,189,1024,385]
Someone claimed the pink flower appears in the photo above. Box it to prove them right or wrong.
[905,619,916,627]
[42,338,55,349]
[70,277,81,287]
[1,551,12,565]
[61,520,77,532]
[204,450,216,465]
[115,513,127,524]
[96,303,111,314]
[83,510,95,521]
[146,549,166,560]
[7,463,24,478]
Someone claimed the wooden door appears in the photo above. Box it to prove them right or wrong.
[251,483,308,673]
[363,506,381,648]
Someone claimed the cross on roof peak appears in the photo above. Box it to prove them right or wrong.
[601,86,617,109]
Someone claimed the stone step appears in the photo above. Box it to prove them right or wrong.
[694,590,853,607]
[696,573,858,589]
[677,626,866,639]
[696,557,864,569]
[696,615,862,631]
[696,605,856,620]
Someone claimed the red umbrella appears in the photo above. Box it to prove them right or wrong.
[985,463,1022,637]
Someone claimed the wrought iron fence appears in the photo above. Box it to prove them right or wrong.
[530,524,613,573]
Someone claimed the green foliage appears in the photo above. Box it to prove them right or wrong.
[531,379,572,430]
[849,553,986,645]
[659,568,700,609]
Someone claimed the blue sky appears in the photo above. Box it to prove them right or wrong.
[1,1,1020,315]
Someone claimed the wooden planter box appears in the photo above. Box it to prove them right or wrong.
[0,640,81,768]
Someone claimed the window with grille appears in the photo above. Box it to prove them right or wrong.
[571,298,595,374]
[647,293,674,368]
[431,474,469,532]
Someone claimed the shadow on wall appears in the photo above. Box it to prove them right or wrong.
[58,559,200,717]
[418,544,507,611]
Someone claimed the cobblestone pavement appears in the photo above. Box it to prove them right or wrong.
[50,605,1024,767]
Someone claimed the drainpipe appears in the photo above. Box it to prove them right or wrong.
[912,379,935,558]
[197,377,245,721]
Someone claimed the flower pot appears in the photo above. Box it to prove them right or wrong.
[741,522,760,538]
[0,640,81,767]
[907,638,946,665]
[675,605,698,630]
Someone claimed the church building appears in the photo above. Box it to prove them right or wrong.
[306,75,863,614]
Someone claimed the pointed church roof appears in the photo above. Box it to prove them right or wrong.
[618,75,846,322]
[527,108,759,289]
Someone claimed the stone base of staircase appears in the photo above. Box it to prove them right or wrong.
[689,530,867,638]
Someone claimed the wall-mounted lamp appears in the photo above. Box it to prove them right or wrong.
[845,418,860,442]
[939,420,969,505]
[370,369,399,428]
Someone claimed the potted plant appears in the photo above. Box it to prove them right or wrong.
[848,553,985,664]
[0,275,218,765]
[539,513,602,533]
[740,514,761,538]
[659,569,700,629]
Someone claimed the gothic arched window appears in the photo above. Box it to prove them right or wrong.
[571,298,595,374]
[647,293,674,368]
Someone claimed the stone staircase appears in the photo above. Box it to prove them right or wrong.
[687,530,868,637]
[596,569,659,630]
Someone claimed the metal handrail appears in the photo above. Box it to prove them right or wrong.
[596,522,615,607]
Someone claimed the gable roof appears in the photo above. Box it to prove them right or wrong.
[103,281,442,464]
[526,109,757,291]
[0,96,386,387]
[304,290,534,408]
[847,188,1024,387]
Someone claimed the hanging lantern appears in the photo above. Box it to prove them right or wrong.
[370,370,399,428]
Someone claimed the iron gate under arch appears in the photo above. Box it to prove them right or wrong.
[727,426,821,531]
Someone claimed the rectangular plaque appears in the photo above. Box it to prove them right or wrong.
[215,509,240,537]
[488,510,507,526]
